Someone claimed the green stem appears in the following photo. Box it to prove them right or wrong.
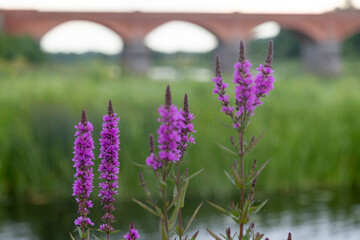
[176,163,182,240]
[161,165,169,240]
[239,130,244,240]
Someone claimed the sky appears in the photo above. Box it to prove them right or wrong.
[1,0,359,53]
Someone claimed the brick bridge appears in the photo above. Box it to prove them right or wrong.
[1,9,360,75]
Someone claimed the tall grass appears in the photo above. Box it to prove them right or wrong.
[0,59,360,201]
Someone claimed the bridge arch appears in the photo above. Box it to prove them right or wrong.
[144,20,219,53]
[40,20,124,54]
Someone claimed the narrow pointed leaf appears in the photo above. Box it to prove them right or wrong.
[253,199,268,215]
[253,158,271,180]
[69,233,76,240]
[245,130,265,155]
[214,114,234,128]
[216,143,238,156]
[168,177,190,209]
[184,202,203,233]
[180,178,190,208]
[206,228,222,240]
[76,227,83,238]
[132,198,163,218]
[231,164,243,189]
[131,161,151,169]
[207,201,230,216]
[224,170,236,186]
[187,168,204,180]
[168,203,180,230]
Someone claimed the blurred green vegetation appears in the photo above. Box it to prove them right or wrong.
[0,57,360,203]
[0,34,46,62]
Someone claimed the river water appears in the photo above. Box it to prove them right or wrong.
[0,191,359,239]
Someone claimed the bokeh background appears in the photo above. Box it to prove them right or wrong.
[0,0,359,239]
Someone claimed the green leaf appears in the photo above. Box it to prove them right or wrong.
[214,114,233,128]
[240,199,251,224]
[76,227,83,238]
[184,202,203,233]
[216,143,238,156]
[244,130,266,155]
[252,158,271,180]
[231,164,243,189]
[239,113,252,131]
[252,199,268,216]
[168,202,180,230]
[131,161,151,169]
[224,170,236,187]
[207,201,230,216]
[168,177,189,210]
[69,233,76,240]
[187,168,204,180]
[179,178,190,208]
[206,227,222,240]
[132,198,163,218]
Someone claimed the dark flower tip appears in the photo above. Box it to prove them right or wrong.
[130,221,135,229]
[149,134,154,153]
[183,94,189,113]
[215,55,222,77]
[108,100,113,115]
[81,110,87,124]
[239,40,245,63]
[165,85,172,106]
[287,232,292,240]
[265,40,273,66]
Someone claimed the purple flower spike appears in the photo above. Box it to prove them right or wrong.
[123,221,140,240]
[213,55,234,116]
[233,41,255,117]
[98,100,120,233]
[157,85,184,162]
[72,110,95,227]
[178,94,196,160]
[253,40,275,108]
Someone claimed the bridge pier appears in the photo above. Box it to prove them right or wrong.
[218,40,242,74]
[301,40,342,76]
[122,39,150,74]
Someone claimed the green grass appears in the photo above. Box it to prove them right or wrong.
[0,58,360,201]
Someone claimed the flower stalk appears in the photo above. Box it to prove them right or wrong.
[72,110,95,239]
[208,40,278,240]
[98,100,120,237]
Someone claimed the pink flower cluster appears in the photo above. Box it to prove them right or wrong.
[146,86,195,170]
[98,101,120,233]
[123,222,140,240]
[212,55,234,116]
[213,41,274,128]
[72,110,95,227]
[179,94,195,160]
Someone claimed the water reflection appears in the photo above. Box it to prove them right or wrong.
[148,66,211,82]
[0,191,359,239]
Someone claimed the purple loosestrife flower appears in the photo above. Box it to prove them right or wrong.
[145,134,162,170]
[98,100,120,233]
[233,41,255,119]
[123,222,140,240]
[72,110,95,227]
[213,55,234,116]
[253,41,275,109]
[157,85,184,162]
[178,94,195,160]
